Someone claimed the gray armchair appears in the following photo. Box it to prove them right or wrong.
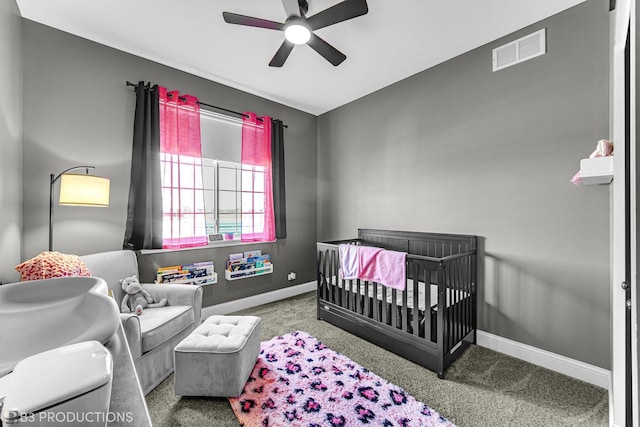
[81,250,202,395]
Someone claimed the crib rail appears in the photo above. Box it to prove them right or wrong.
[317,231,477,376]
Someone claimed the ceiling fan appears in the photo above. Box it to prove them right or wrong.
[222,0,368,67]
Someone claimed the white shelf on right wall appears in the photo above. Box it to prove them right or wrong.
[579,156,614,185]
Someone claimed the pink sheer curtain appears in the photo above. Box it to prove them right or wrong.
[241,112,275,242]
[159,87,207,249]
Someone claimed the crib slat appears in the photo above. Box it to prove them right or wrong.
[447,263,454,351]
[436,266,446,377]
[344,279,350,311]
[333,249,340,305]
[463,258,469,337]
[467,258,472,333]
[452,263,458,349]
[460,259,465,338]
[424,267,432,342]
[420,265,426,338]
[319,249,325,301]
[342,278,347,310]
[464,257,470,337]
[471,255,475,334]
[391,289,397,328]
[451,260,460,348]
[457,260,464,341]
[373,280,379,322]
[453,259,459,346]
[448,261,454,348]
[356,279,362,315]
[466,256,472,336]
[454,261,460,347]
[336,250,341,305]
[323,250,331,303]
[340,253,346,309]
[364,281,369,317]
[401,280,408,332]
[412,263,419,337]
[381,285,388,325]
[323,250,329,301]
[444,264,450,351]
[454,260,464,344]
[327,248,334,304]
[317,250,323,300]
[350,279,355,313]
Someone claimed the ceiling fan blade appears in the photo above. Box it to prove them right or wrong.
[222,12,284,30]
[281,0,302,18]
[307,33,346,66]
[307,0,368,31]
[269,40,295,67]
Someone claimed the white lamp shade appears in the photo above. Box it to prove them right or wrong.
[59,174,110,207]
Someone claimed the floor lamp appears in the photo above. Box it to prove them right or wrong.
[49,166,110,251]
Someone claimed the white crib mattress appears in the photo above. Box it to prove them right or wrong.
[328,275,468,311]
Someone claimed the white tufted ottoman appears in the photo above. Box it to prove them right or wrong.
[173,315,261,397]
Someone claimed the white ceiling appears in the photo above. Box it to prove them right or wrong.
[16,0,587,115]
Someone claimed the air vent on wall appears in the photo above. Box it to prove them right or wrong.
[492,28,546,72]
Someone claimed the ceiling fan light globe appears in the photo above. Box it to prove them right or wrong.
[284,24,311,44]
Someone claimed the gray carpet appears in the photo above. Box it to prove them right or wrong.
[146,291,608,426]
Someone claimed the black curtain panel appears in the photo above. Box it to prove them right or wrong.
[271,119,287,239]
[123,82,163,250]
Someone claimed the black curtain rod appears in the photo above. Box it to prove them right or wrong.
[126,81,287,128]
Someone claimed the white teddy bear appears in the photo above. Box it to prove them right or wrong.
[120,275,167,315]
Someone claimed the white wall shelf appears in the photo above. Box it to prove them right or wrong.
[225,265,273,281]
[158,272,217,286]
[579,156,613,185]
[156,261,217,286]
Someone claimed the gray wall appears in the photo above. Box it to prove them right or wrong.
[21,21,318,306]
[0,0,23,284]
[317,0,611,368]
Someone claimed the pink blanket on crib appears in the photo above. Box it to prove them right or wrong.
[358,246,407,291]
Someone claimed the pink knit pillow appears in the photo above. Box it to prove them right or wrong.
[15,251,92,282]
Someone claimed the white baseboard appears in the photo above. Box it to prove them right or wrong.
[476,330,610,389]
[202,281,316,317]
[203,290,610,390]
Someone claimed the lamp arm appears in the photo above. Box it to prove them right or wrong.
[50,165,95,185]
[49,165,96,251]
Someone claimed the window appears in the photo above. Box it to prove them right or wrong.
[160,109,273,246]
[160,152,207,248]
[240,163,269,239]
[201,158,242,238]
[199,159,269,240]
[200,111,244,240]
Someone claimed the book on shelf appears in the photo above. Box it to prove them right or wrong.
[229,253,244,261]
[243,250,262,258]
[226,254,271,272]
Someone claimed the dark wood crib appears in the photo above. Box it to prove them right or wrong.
[317,229,478,378]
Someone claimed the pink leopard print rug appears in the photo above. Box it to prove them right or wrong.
[229,331,455,427]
